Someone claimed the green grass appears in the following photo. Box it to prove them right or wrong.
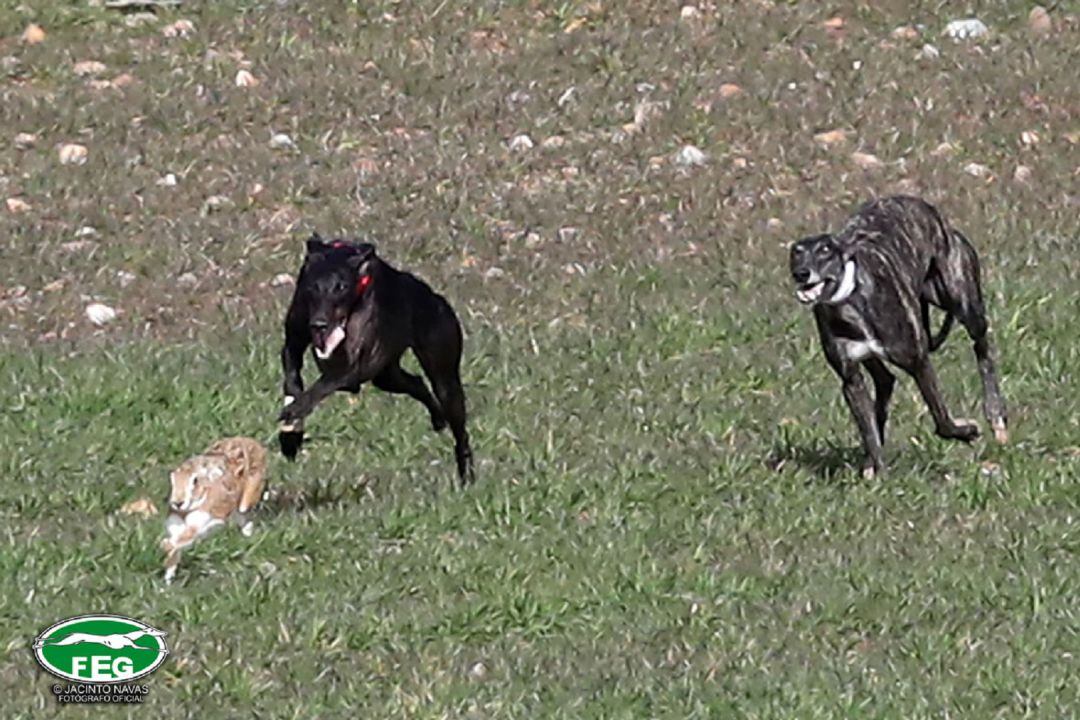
[1,0,1078,717]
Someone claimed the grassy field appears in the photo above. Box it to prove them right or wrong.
[1,0,1078,716]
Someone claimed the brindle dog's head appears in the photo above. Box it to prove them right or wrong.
[789,233,853,305]
[300,235,378,359]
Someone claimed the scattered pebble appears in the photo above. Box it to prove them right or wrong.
[177,272,198,288]
[124,12,157,28]
[1013,165,1033,184]
[467,661,488,681]
[507,134,534,153]
[75,226,100,239]
[21,24,46,45]
[73,60,107,77]
[823,16,845,31]
[813,129,848,146]
[1020,130,1040,146]
[963,162,991,178]
[85,303,118,326]
[111,73,136,88]
[62,240,95,253]
[43,279,65,293]
[119,497,159,518]
[918,44,940,60]
[14,132,37,149]
[162,19,196,38]
[931,141,955,157]
[718,82,743,99]
[58,143,89,166]
[944,18,988,41]
[269,132,295,149]
[851,152,883,169]
[674,144,707,167]
[891,25,919,40]
[1028,6,1052,36]
[557,227,580,242]
[270,273,295,288]
[679,5,700,21]
[115,270,136,287]
[235,69,260,88]
[155,173,177,188]
[540,135,565,150]
[766,218,784,232]
[5,197,31,213]
[203,195,233,212]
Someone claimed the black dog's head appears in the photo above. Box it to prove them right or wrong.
[789,233,852,305]
[300,234,378,359]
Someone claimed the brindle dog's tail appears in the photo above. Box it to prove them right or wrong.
[924,303,955,352]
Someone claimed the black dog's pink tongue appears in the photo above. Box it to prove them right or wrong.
[315,326,346,359]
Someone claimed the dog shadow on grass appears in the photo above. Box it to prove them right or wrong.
[261,473,378,517]
[764,440,864,482]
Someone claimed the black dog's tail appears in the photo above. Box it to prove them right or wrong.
[922,301,955,352]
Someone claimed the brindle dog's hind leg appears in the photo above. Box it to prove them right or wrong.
[907,358,980,442]
[942,231,1008,444]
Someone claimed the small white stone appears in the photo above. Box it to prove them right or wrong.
[270,273,295,287]
[963,162,991,178]
[86,303,118,326]
[162,19,196,38]
[918,44,940,60]
[270,133,295,149]
[177,272,198,288]
[674,144,707,167]
[944,18,988,41]
[156,172,178,187]
[1013,165,1033,184]
[14,132,37,149]
[73,60,107,77]
[58,143,89,165]
[115,270,136,287]
[235,69,259,88]
[468,661,488,680]
[75,226,99,238]
[507,134,534,152]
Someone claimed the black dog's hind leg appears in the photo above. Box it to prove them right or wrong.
[373,362,447,432]
[415,324,475,487]
[864,358,896,446]
[943,232,1008,444]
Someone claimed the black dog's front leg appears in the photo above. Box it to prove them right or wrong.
[279,315,310,459]
[279,368,365,433]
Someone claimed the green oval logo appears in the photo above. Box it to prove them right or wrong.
[33,615,169,683]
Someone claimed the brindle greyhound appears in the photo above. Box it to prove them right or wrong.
[789,195,1007,477]
[278,236,475,486]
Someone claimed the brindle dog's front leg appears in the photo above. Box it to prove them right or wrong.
[279,317,310,459]
[838,365,886,478]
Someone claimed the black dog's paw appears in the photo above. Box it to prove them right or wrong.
[430,412,448,432]
[279,430,303,460]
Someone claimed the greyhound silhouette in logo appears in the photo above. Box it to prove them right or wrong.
[33,628,168,653]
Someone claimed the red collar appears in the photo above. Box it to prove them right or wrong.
[356,274,372,296]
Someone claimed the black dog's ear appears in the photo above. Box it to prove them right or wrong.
[306,233,332,256]
[345,243,376,270]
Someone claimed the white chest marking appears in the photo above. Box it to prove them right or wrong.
[838,337,885,361]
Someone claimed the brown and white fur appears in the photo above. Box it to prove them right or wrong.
[161,437,267,584]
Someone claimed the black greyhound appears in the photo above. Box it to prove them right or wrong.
[278,236,475,486]
[790,195,1007,478]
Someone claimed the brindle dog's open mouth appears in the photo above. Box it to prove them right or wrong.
[796,280,830,304]
[313,325,346,359]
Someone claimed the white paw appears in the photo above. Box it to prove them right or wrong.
[163,566,176,584]
[241,521,254,537]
